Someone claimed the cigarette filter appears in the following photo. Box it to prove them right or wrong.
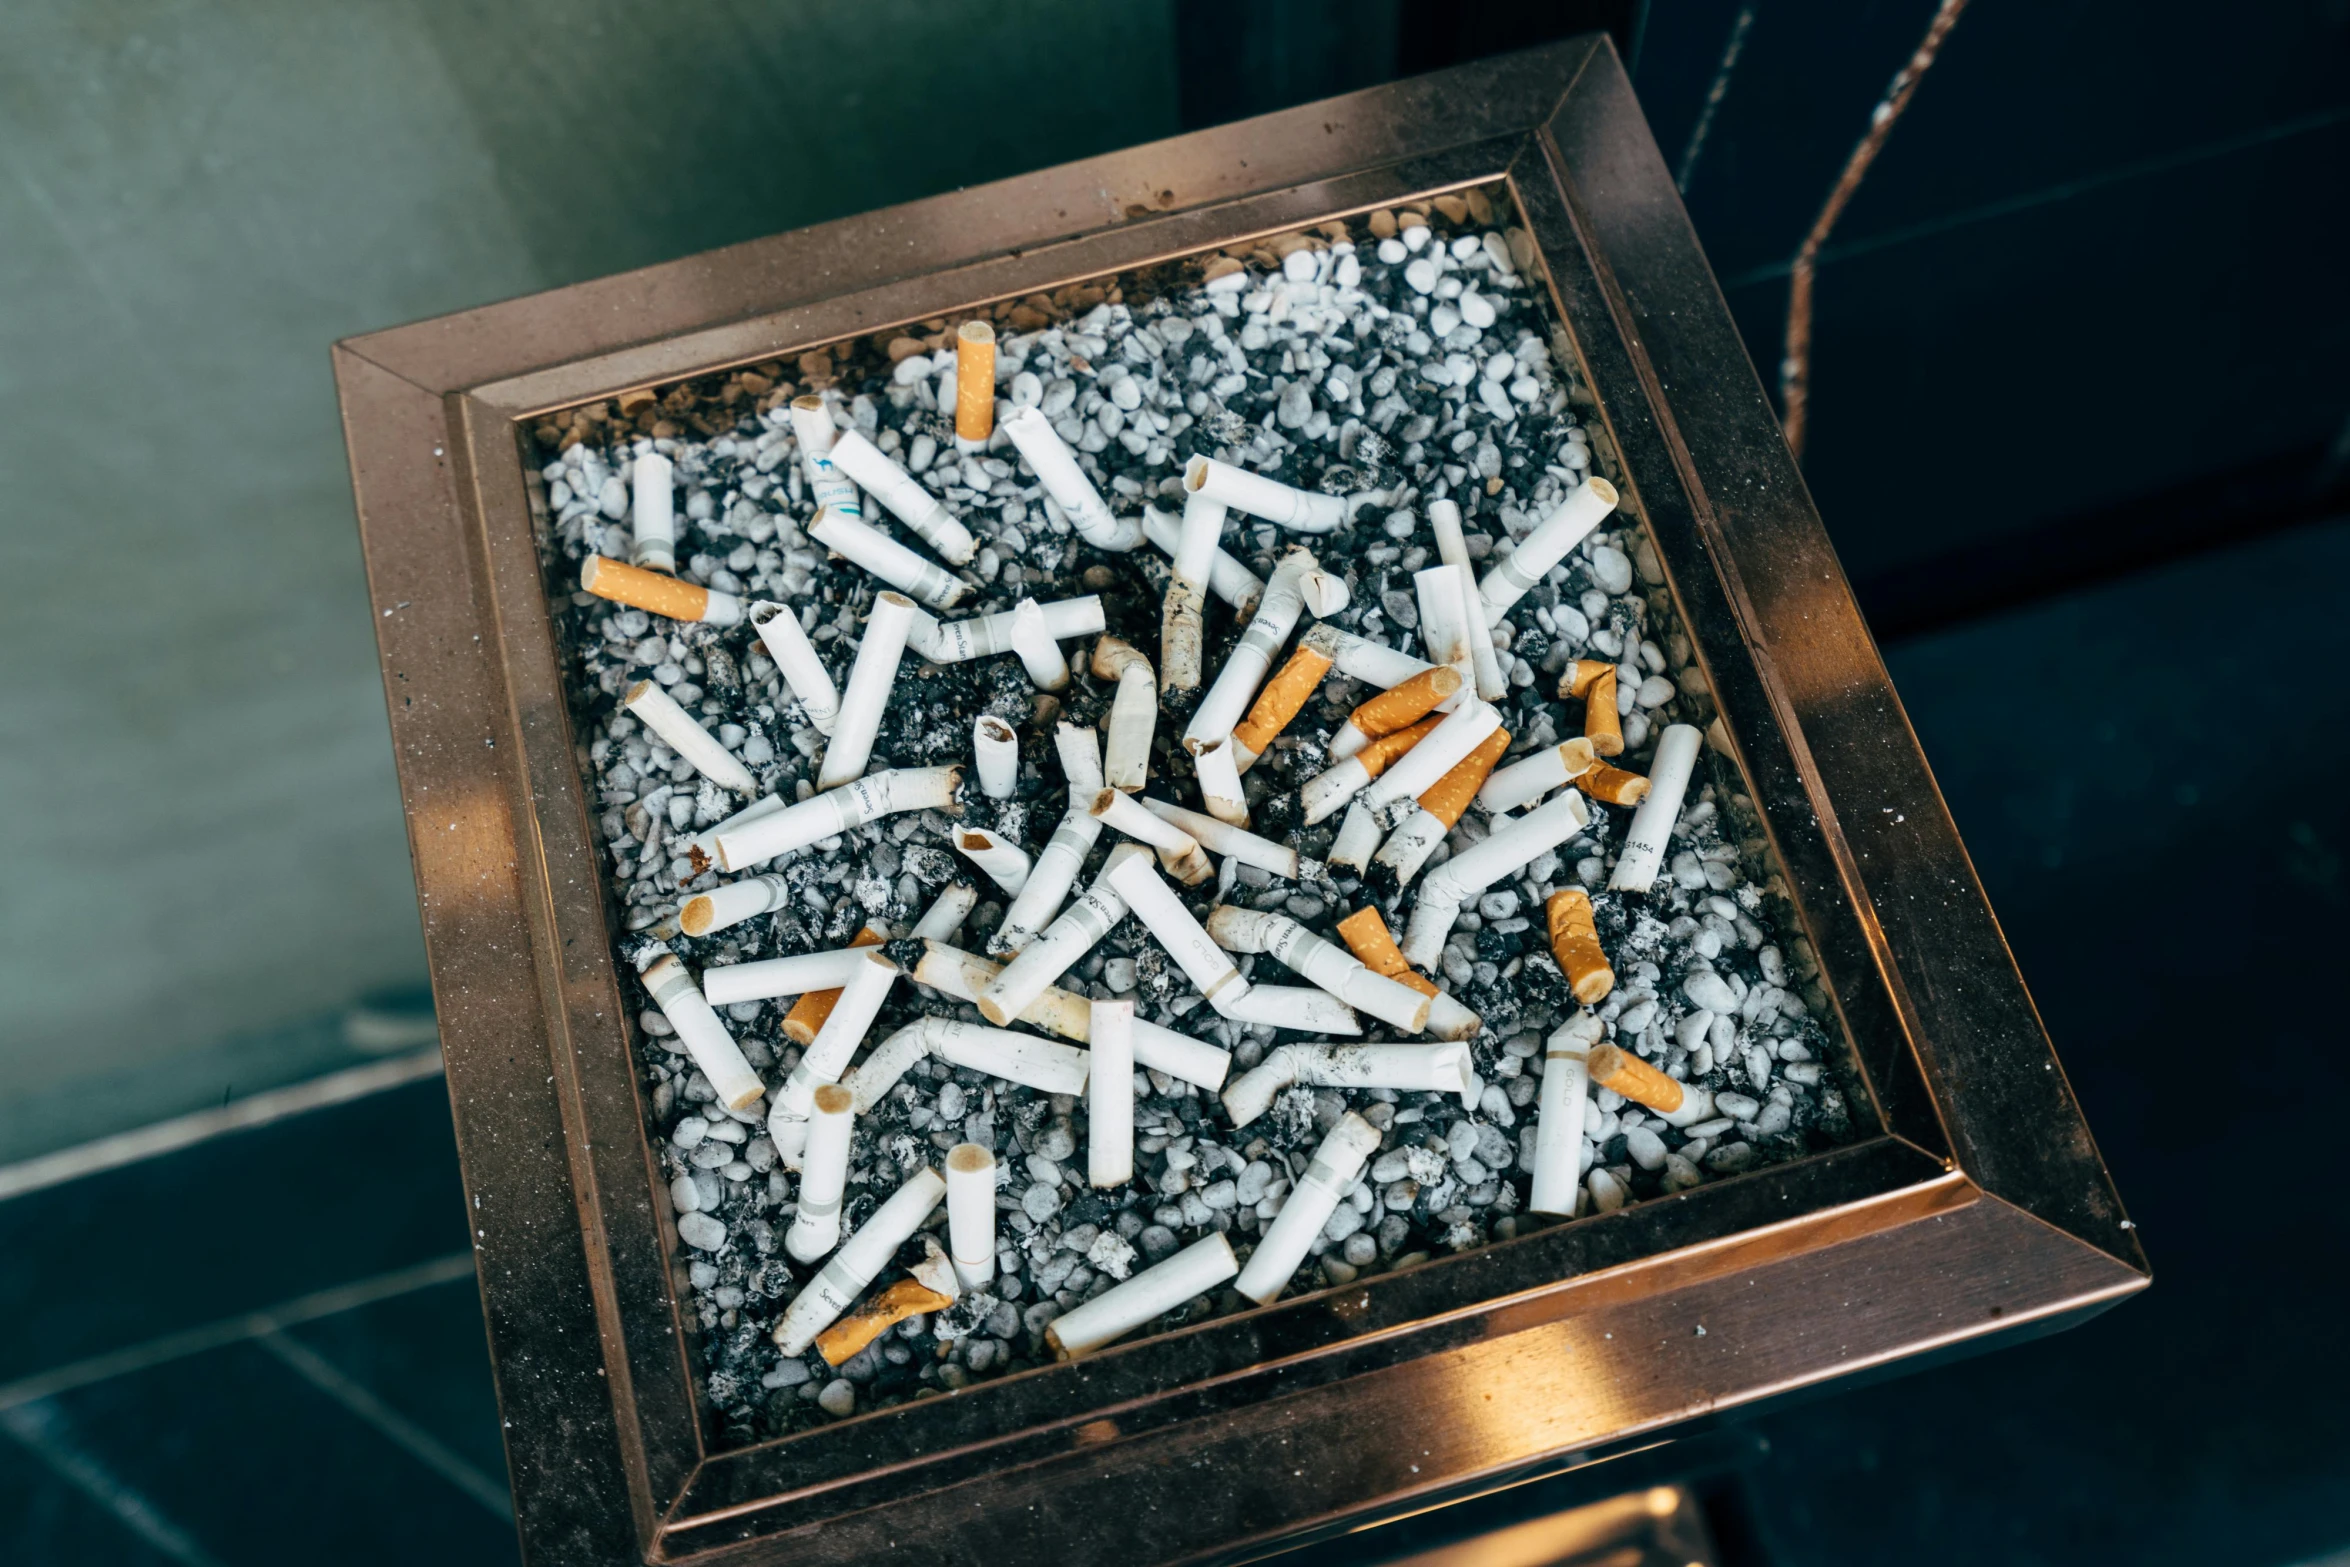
[1091,789,1212,885]
[1371,727,1511,889]
[945,1142,997,1290]
[1104,854,1250,1012]
[909,942,1230,1090]
[1582,1041,1717,1126]
[1234,1113,1382,1303]
[780,927,886,1045]
[825,428,978,565]
[1560,659,1611,700]
[1545,888,1614,1004]
[910,883,979,945]
[1474,477,1618,623]
[843,1017,1089,1110]
[1056,719,1105,794]
[1428,498,1507,700]
[785,1082,856,1262]
[702,937,878,1009]
[580,556,742,626]
[910,595,1106,664]
[1205,906,1431,1032]
[1402,789,1592,968]
[630,449,676,573]
[816,592,922,790]
[1330,906,1481,1039]
[1608,723,1704,894]
[1528,1013,1599,1216]
[976,845,1150,1025]
[1000,406,1145,552]
[1231,643,1332,772]
[1577,760,1651,807]
[994,798,1102,954]
[773,1167,946,1356]
[1359,700,1502,818]
[1479,736,1600,813]
[1329,664,1462,761]
[814,1277,955,1368]
[973,715,1019,800]
[788,394,862,522]
[1184,454,1345,533]
[1139,798,1298,879]
[1184,548,1322,748]
[1089,637,1157,791]
[1300,623,1435,692]
[1008,598,1070,690]
[749,600,842,736]
[1217,985,1360,1035]
[1190,736,1249,828]
[678,873,788,938]
[1142,505,1264,618]
[639,954,766,1112]
[682,793,788,876]
[809,507,968,611]
[954,320,996,445]
[1222,1042,1473,1127]
[773,951,897,1165]
[1161,490,1226,689]
[1413,562,1479,682]
[624,680,758,796]
[953,828,1032,896]
[714,764,963,872]
[1089,1000,1135,1189]
[1326,801,1384,873]
[1298,714,1447,825]
[1582,667,1624,758]
[1045,1233,1238,1358]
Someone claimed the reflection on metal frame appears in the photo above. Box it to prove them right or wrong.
[335,33,2143,1566]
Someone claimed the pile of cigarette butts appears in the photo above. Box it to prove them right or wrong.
[539,195,1848,1439]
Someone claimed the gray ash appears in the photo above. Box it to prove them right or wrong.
[530,194,1856,1447]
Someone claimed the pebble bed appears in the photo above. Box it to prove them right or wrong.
[529,187,1857,1447]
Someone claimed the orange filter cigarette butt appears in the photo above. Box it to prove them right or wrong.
[1232,645,1333,761]
[1583,667,1624,757]
[1415,726,1510,828]
[1576,760,1650,806]
[954,320,996,444]
[580,555,737,625]
[1544,888,1614,1004]
[1559,659,1612,700]
[1358,713,1445,777]
[815,1277,956,1367]
[1336,906,1437,998]
[783,926,887,1045]
[1582,1042,1684,1115]
[1343,665,1461,745]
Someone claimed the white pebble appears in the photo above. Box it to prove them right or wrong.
[1591,544,1634,594]
[1458,292,1496,329]
[1404,258,1439,295]
[1282,247,1318,283]
[676,1212,727,1251]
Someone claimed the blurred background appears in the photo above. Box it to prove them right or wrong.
[2,1,2343,1561]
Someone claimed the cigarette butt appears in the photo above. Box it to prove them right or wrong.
[1560,659,1613,700]
[1559,735,1599,778]
[814,1277,956,1367]
[580,555,737,626]
[1545,888,1614,1004]
[1576,760,1650,806]
[783,926,886,1045]
[1583,1041,1684,1115]
[1583,667,1624,757]
[1360,713,1446,775]
[1232,645,1332,763]
[1336,906,1437,996]
[1346,665,1462,744]
[954,320,996,444]
[1415,726,1510,828]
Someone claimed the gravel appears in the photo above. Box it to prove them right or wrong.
[531,191,1854,1448]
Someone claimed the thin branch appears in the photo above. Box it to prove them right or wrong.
[1781,0,1971,459]
[1677,4,1758,195]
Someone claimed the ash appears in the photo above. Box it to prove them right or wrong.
[530,190,1854,1446]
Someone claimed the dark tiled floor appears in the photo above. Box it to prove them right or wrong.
[3,524,2345,1565]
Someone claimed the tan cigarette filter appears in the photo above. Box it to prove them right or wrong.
[783,926,886,1045]
[1232,645,1333,758]
[1415,726,1511,828]
[1335,906,1438,996]
[1358,713,1446,778]
[814,1277,957,1367]
[1346,665,1462,741]
[1576,760,1651,807]
[954,320,996,443]
[1583,667,1624,757]
[1545,887,1614,1004]
[581,555,709,620]
[1559,659,1613,700]
[1583,1041,1685,1115]
[1558,735,1600,780]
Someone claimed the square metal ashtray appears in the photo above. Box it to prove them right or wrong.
[334,34,2143,1566]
